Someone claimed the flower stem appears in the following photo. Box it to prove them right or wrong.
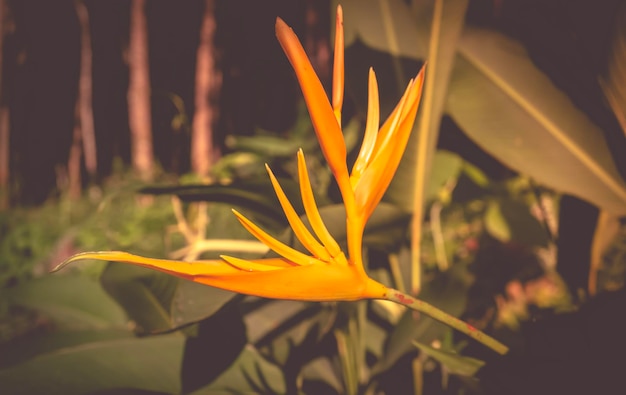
[383,288,509,355]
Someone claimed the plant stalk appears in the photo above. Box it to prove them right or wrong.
[382,288,509,355]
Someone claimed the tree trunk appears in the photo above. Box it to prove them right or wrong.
[191,0,221,179]
[74,0,96,179]
[0,106,8,209]
[128,0,154,181]
[67,102,83,200]
[0,0,11,209]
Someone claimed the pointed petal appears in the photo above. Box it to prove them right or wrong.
[372,67,425,157]
[244,257,300,268]
[372,80,413,165]
[297,150,348,265]
[351,68,380,185]
[51,251,242,278]
[232,209,324,266]
[221,255,289,272]
[355,68,425,220]
[266,164,331,262]
[353,80,412,218]
[332,5,344,125]
[275,17,351,195]
[372,93,405,156]
[399,66,425,120]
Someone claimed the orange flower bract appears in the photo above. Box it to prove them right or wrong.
[54,6,425,302]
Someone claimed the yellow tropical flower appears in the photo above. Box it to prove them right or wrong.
[54,6,509,355]
[55,5,425,302]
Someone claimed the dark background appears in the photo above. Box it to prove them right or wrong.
[2,0,624,205]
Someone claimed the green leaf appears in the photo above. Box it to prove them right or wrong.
[141,178,315,229]
[342,0,626,214]
[392,150,464,212]
[461,160,490,188]
[100,263,239,334]
[246,301,336,369]
[181,306,247,394]
[341,0,427,61]
[340,0,423,117]
[413,340,485,377]
[0,334,185,395]
[0,329,133,369]
[100,263,177,334]
[191,345,286,394]
[484,198,550,247]
[426,150,464,201]
[3,275,127,330]
[170,280,238,329]
[447,27,626,215]
[301,357,343,394]
[244,300,311,344]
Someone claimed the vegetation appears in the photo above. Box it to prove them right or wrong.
[1,1,625,394]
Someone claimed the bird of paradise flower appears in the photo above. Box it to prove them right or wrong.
[54,6,507,355]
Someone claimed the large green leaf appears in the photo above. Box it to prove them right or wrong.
[170,280,238,328]
[0,334,185,395]
[99,263,177,334]
[340,0,424,119]
[341,0,427,60]
[341,0,626,214]
[447,27,626,215]
[99,262,240,334]
[340,0,424,131]
[3,275,127,330]
[0,329,133,369]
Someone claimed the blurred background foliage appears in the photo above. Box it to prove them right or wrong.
[1,0,626,394]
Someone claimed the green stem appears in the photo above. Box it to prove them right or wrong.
[382,288,509,355]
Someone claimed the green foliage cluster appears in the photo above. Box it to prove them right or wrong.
[0,145,567,394]
[0,172,182,344]
[0,176,178,289]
